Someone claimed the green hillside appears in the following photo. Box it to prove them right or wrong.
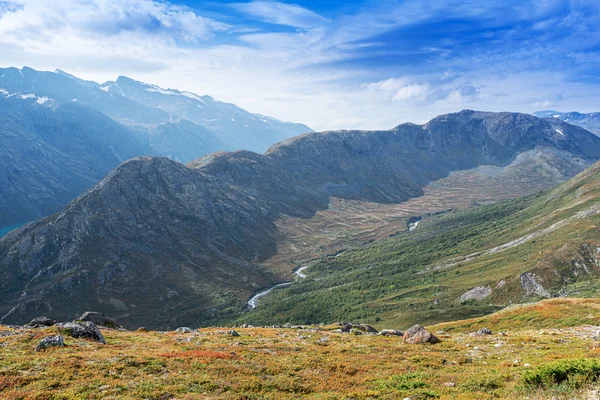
[230,161,600,328]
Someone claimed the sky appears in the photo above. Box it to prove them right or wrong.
[0,0,599,131]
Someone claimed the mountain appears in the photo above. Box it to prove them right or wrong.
[0,94,150,226]
[1,110,600,329]
[534,110,600,135]
[103,76,311,152]
[0,66,310,228]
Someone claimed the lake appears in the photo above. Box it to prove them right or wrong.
[0,222,29,237]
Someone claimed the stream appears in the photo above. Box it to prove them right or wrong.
[247,264,314,308]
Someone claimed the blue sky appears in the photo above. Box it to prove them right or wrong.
[0,0,599,130]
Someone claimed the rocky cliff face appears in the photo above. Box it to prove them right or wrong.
[1,110,599,328]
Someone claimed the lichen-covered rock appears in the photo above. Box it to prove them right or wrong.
[380,329,404,337]
[76,312,122,329]
[26,316,55,328]
[59,322,106,344]
[403,325,440,344]
[35,335,64,352]
[478,328,492,335]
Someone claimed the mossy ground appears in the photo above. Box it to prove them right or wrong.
[2,299,600,399]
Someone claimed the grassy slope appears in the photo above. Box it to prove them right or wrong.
[2,299,600,399]
[222,162,600,328]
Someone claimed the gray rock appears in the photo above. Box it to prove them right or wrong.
[175,327,193,333]
[477,327,493,335]
[340,323,378,334]
[77,312,122,329]
[380,329,404,337]
[228,330,241,337]
[35,335,64,352]
[403,325,440,344]
[520,272,550,297]
[58,321,105,344]
[26,316,55,328]
[459,285,492,302]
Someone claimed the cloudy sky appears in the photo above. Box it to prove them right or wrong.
[0,0,599,130]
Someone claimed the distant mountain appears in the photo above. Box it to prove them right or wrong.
[534,110,600,135]
[1,110,599,329]
[0,66,311,227]
[0,94,150,226]
[103,76,311,152]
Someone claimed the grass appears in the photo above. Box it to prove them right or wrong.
[2,299,600,399]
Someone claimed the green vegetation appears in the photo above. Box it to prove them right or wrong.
[523,359,600,389]
[217,162,600,328]
[3,299,600,399]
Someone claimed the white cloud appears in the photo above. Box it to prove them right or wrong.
[0,0,228,44]
[0,0,598,133]
[232,1,329,29]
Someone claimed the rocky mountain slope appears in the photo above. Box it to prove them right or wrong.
[0,67,310,228]
[534,110,600,135]
[0,95,150,226]
[1,111,599,329]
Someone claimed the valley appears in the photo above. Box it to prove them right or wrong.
[2,110,600,330]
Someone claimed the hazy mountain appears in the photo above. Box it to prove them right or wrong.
[0,94,150,226]
[105,76,312,152]
[0,67,309,228]
[1,110,599,328]
[534,110,600,135]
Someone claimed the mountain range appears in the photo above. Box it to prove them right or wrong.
[0,67,311,227]
[2,110,600,329]
[534,110,600,135]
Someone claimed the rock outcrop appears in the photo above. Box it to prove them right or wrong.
[459,285,492,302]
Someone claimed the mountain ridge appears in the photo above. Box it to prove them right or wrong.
[2,110,600,328]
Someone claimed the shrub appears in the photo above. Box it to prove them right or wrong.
[522,358,600,388]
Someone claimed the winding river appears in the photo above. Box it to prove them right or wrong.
[247,250,349,309]
[247,264,313,308]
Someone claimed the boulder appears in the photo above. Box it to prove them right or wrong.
[59,321,106,344]
[339,323,378,334]
[76,312,122,329]
[228,330,241,337]
[403,325,440,344]
[137,327,149,332]
[477,327,492,335]
[35,335,64,352]
[26,316,55,328]
[175,327,193,333]
[380,329,404,337]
